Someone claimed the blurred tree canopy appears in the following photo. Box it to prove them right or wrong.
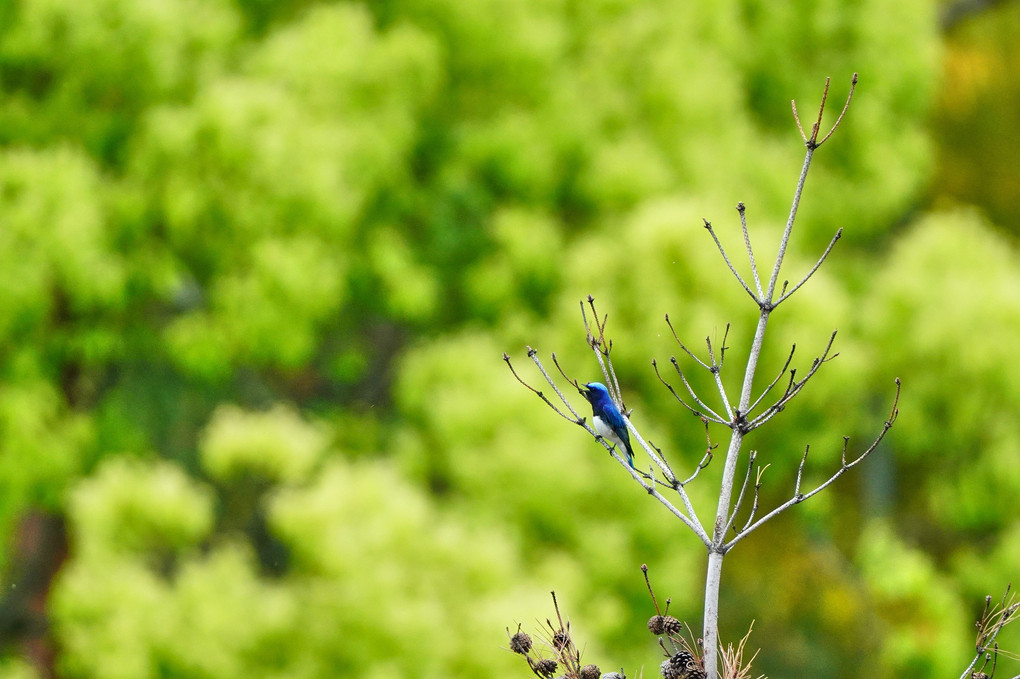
[0,1,1016,678]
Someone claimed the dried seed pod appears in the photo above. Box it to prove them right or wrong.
[647,615,682,635]
[579,664,600,679]
[668,650,705,679]
[509,631,532,655]
[531,657,558,678]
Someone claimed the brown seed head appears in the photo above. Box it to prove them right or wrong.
[648,614,682,635]
[532,657,558,678]
[509,631,532,655]
[669,649,705,679]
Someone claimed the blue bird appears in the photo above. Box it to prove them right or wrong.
[581,382,634,468]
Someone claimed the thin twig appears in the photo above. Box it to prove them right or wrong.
[723,451,757,536]
[581,298,619,402]
[652,358,727,424]
[624,416,685,489]
[647,440,676,483]
[642,564,664,616]
[703,219,760,304]
[672,358,728,424]
[737,203,765,300]
[551,353,577,387]
[816,73,858,147]
[746,343,798,415]
[773,228,843,307]
[740,463,769,533]
[504,350,582,423]
[792,98,808,144]
[763,139,814,305]
[678,418,718,487]
[644,438,680,484]
[718,323,731,369]
[665,314,713,372]
[706,336,736,422]
[807,77,831,147]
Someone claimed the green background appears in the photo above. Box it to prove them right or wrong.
[0,1,1017,678]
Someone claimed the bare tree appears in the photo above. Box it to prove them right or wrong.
[505,74,907,679]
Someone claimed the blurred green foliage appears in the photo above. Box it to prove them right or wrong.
[0,1,1016,678]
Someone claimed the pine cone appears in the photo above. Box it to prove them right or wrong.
[647,615,682,635]
[668,650,706,679]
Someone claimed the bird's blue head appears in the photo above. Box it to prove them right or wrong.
[582,381,611,403]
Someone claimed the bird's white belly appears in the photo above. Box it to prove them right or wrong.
[592,416,625,450]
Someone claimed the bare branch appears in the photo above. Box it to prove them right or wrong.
[664,317,736,422]
[653,359,725,424]
[631,459,711,546]
[718,323,731,369]
[665,314,713,372]
[737,203,764,300]
[504,350,582,424]
[792,98,808,144]
[773,228,843,307]
[642,438,679,484]
[642,563,665,617]
[623,417,676,484]
[746,343,797,415]
[581,298,616,394]
[703,218,761,305]
[741,463,770,533]
[807,76,832,147]
[678,417,718,487]
[705,335,736,421]
[816,73,858,147]
[764,141,814,303]
[723,451,757,536]
[746,330,839,431]
[551,352,577,387]
[726,378,901,550]
[668,357,728,424]
[793,445,811,497]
